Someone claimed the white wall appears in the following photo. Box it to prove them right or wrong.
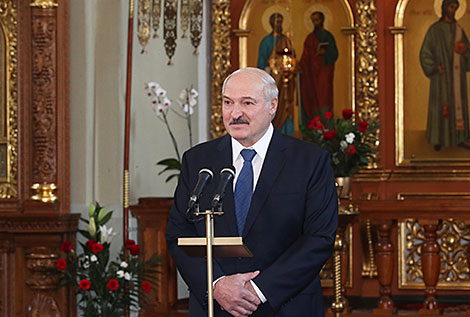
[70,0,210,300]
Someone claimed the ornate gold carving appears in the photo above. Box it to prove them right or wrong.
[210,0,231,139]
[31,8,58,186]
[163,0,178,65]
[124,169,129,208]
[189,0,203,54]
[31,183,57,203]
[30,0,58,9]
[138,0,152,54]
[361,219,378,277]
[390,170,470,182]
[399,219,470,289]
[0,0,18,198]
[152,0,162,38]
[180,0,189,38]
[0,215,79,232]
[356,0,379,164]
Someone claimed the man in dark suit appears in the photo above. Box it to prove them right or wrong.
[165,67,337,316]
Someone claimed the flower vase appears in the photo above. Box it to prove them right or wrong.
[335,177,351,199]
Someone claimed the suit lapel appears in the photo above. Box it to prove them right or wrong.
[242,130,288,236]
[214,135,239,237]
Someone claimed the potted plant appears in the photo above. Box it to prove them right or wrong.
[53,202,160,316]
[302,109,379,198]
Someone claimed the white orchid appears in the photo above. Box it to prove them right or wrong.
[99,225,117,244]
[345,132,355,144]
[156,87,166,97]
[182,103,194,115]
[179,89,188,100]
[190,88,198,98]
[163,97,171,108]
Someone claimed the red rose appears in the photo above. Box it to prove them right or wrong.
[454,41,467,55]
[323,130,337,141]
[324,112,333,119]
[129,244,141,256]
[358,121,369,132]
[56,258,67,270]
[141,281,151,293]
[346,144,356,155]
[342,109,353,120]
[125,239,136,249]
[107,278,119,291]
[314,122,324,131]
[60,241,73,253]
[306,120,316,130]
[313,116,320,122]
[79,279,91,290]
[86,239,96,250]
[92,243,104,254]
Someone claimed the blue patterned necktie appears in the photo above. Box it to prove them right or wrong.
[234,149,256,235]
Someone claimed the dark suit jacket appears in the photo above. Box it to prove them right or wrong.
[165,129,338,316]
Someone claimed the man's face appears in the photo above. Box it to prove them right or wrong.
[444,2,459,19]
[222,72,277,147]
[311,13,323,28]
[271,15,283,34]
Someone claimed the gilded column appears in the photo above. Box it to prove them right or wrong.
[210,0,231,138]
[30,0,58,202]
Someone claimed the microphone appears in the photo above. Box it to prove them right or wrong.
[188,168,213,210]
[211,166,236,208]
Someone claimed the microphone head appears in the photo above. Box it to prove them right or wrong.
[220,166,235,177]
[199,168,214,178]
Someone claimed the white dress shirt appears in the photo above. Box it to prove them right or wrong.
[213,124,274,304]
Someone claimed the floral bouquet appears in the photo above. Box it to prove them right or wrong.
[302,109,379,177]
[54,202,160,317]
[144,82,198,182]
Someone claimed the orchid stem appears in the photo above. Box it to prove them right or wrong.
[162,112,181,162]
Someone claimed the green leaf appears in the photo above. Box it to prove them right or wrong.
[165,174,180,183]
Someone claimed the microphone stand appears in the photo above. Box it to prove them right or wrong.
[193,204,223,317]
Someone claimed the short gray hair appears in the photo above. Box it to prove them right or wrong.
[222,67,279,104]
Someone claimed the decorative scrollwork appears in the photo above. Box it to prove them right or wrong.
[189,0,203,54]
[163,0,178,65]
[152,0,162,38]
[210,0,231,139]
[137,0,152,54]
[180,0,190,38]
[30,0,58,9]
[400,219,470,289]
[356,0,379,165]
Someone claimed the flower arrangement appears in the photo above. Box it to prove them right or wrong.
[145,82,198,182]
[54,202,160,317]
[302,109,379,177]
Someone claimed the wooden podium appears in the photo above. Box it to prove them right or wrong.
[178,209,252,317]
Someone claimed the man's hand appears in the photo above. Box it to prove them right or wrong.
[214,271,261,316]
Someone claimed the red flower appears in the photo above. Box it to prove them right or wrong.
[358,121,369,132]
[313,116,320,122]
[306,120,316,130]
[56,259,67,270]
[324,112,333,119]
[92,243,104,254]
[125,239,136,249]
[79,279,91,290]
[454,41,467,55]
[86,239,96,250]
[107,278,119,291]
[314,122,324,131]
[60,241,73,253]
[141,281,151,293]
[128,244,141,256]
[323,130,337,141]
[342,109,353,120]
[346,145,356,155]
